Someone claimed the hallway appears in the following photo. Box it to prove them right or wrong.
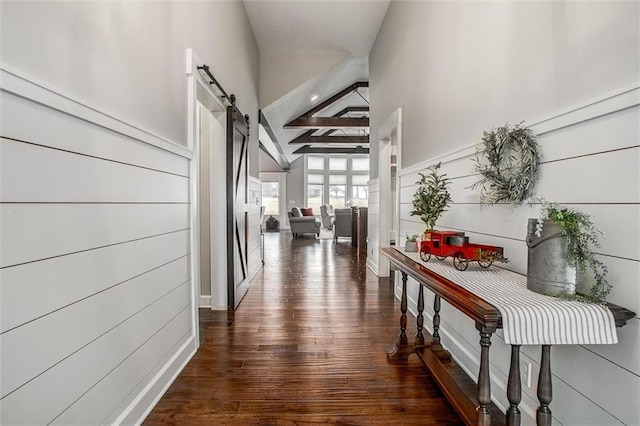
[144,232,463,425]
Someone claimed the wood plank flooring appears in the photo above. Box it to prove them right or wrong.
[144,232,463,425]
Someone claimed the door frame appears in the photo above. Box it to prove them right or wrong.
[186,48,229,345]
[377,108,402,277]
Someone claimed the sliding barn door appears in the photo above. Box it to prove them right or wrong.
[226,106,250,309]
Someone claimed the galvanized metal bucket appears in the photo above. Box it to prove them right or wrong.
[526,219,576,297]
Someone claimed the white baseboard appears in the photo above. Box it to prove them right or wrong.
[199,295,211,308]
[115,335,197,426]
[366,256,379,276]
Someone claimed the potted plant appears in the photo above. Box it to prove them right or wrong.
[527,200,611,304]
[410,162,452,236]
[404,234,419,252]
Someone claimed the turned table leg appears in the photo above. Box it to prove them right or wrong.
[416,285,425,346]
[386,272,412,360]
[476,324,494,426]
[506,345,522,426]
[430,295,451,359]
[433,294,442,344]
[536,345,552,426]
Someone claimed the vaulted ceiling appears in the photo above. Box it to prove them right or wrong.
[243,0,391,168]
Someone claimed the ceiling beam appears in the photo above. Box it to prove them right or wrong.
[259,111,290,170]
[288,106,369,143]
[289,135,369,144]
[332,106,369,117]
[284,117,369,129]
[293,81,368,119]
[292,145,369,155]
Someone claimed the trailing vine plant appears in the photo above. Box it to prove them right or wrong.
[411,162,452,231]
[471,122,540,206]
[536,200,611,304]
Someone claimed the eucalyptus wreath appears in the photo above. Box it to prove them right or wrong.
[471,123,540,206]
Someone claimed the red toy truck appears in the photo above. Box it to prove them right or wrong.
[419,230,506,271]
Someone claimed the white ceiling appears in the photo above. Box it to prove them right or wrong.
[243,0,391,166]
[244,0,390,56]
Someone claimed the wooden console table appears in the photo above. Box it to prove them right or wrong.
[381,247,635,426]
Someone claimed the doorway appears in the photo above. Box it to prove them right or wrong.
[198,103,227,310]
[186,48,231,346]
[377,108,402,277]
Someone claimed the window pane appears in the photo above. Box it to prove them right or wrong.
[307,184,323,213]
[261,182,279,215]
[329,174,347,184]
[308,156,324,170]
[352,158,369,171]
[352,185,368,207]
[329,157,347,170]
[352,175,369,185]
[329,185,346,208]
[308,173,324,184]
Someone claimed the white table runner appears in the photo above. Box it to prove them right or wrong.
[398,249,618,345]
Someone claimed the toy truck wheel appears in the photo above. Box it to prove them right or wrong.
[453,252,469,271]
[478,260,493,268]
[420,249,431,262]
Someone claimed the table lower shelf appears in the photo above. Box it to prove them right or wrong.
[414,343,505,426]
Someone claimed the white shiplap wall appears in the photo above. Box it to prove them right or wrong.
[367,178,380,274]
[0,67,196,425]
[397,86,640,426]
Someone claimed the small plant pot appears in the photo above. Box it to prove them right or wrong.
[404,241,418,252]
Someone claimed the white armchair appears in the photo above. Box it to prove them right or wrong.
[320,204,335,229]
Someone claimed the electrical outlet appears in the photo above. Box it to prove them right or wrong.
[520,361,532,388]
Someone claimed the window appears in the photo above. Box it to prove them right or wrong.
[308,156,325,170]
[352,157,369,171]
[329,157,347,171]
[329,185,346,208]
[329,175,347,207]
[351,185,368,207]
[262,182,279,215]
[307,184,323,213]
[305,155,370,208]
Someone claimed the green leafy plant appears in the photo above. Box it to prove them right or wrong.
[471,122,540,206]
[536,201,611,304]
[411,162,452,231]
[405,233,419,242]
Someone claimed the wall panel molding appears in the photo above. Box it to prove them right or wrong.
[399,83,640,177]
[0,64,192,159]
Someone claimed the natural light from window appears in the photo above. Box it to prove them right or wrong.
[306,155,369,209]
[262,182,279,215]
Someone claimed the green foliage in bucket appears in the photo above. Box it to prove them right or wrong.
[536,200,611,304]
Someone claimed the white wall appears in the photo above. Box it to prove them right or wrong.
[0,1,260,177]
[286,156,306,214]
[1,1,260,424]
[370,2,639,425]
[370,1,639,173]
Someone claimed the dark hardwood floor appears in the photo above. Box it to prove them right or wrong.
[144,231,463,425]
